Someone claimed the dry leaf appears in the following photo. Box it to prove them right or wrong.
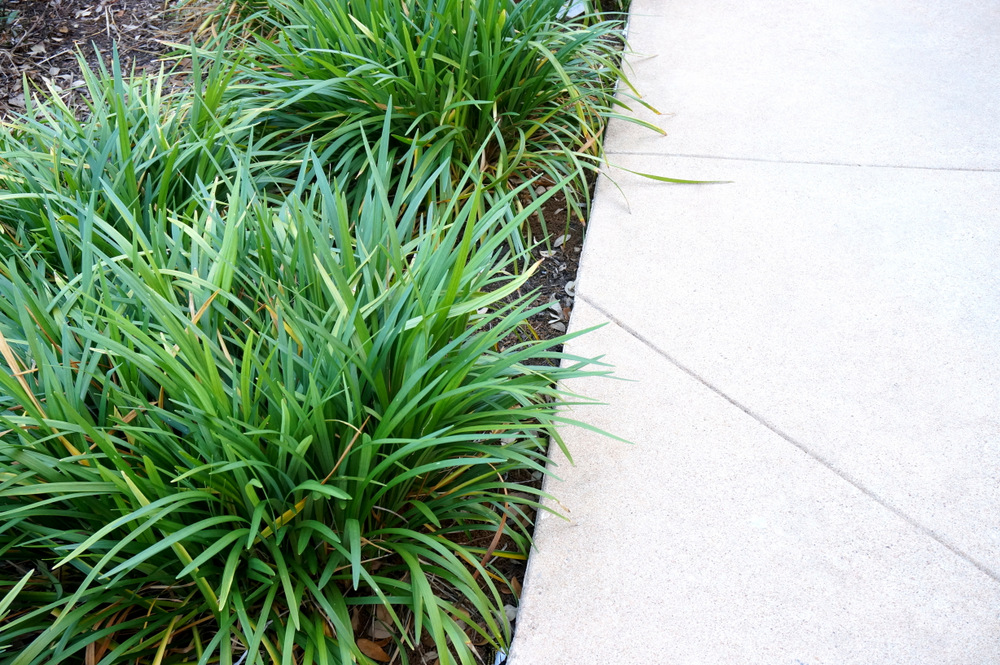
[369,621,392,640]
[357,639,390,663]
[370,604,393,639]
[503,604,517,622]
[350,607,362,632]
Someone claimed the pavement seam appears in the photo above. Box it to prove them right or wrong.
[604,150,1000,173]
[577,292,1000,586]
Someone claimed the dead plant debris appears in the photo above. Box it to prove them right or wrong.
[0,0,196,116]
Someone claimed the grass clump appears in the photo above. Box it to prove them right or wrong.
[0,49,279,274]
[0,144,609,664]
[230,0,659,225]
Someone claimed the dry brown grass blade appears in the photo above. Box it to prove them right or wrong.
[577,123,604,156]
[102,406,143,449]
[472,466,510,581]
[262,300,303,354]
[319,416,370,485]
[24,306,62,351]
[190,290,220,325]
[0,328,87,462]
[472,512,508,582]
[151,615,180,665]
[259,417,372,541]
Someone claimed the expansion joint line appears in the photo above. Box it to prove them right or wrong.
[604,150,1000,173]
[578,293,1000,586]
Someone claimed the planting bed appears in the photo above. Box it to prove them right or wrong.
[0,1,635,664]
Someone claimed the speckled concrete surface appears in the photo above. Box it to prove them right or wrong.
[576,155,1000,575]
[509,301,1000,664]
[608,0,1000,169]
[508,0,1000,662]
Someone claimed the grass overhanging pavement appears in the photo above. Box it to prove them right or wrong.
[0,1,649,663]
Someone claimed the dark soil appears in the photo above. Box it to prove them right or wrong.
[502,187,586,353]
[0,0,193,116]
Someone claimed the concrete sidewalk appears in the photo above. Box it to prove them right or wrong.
[510,1,1000,663]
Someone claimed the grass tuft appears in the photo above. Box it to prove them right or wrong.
[225,0,660,230]
[0,141,611,664]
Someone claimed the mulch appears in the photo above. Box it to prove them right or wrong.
[0,0,195,116]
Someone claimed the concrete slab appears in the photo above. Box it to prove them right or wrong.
[609,0,1000,169]
[575,153,1000,577]
[509,298,1000,665]
[511,1,1000,661]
